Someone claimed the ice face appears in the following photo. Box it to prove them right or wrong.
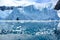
[23,5,59,20]
[0,6,59,20]
[0,0,59,20]
[0,6,57,20]
[0,10,12,19]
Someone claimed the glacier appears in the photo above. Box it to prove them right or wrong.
[0,0,60,40]
[0,0,59,20]
[0,5,59,20]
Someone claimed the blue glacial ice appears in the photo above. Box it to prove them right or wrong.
[0,0,59,20]
[3,5,59,20]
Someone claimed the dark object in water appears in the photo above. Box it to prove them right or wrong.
[54,30,60,40]
[54,30,60,35]
[16,17,19,20]
[54,0,60,10]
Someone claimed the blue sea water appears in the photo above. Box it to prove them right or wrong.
[0,21,59,40]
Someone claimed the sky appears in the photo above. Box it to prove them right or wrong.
[0,0,58,6]
[0,0,37,6]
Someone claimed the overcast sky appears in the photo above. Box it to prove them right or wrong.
[0,0,58,6]
[0,0,50,6]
